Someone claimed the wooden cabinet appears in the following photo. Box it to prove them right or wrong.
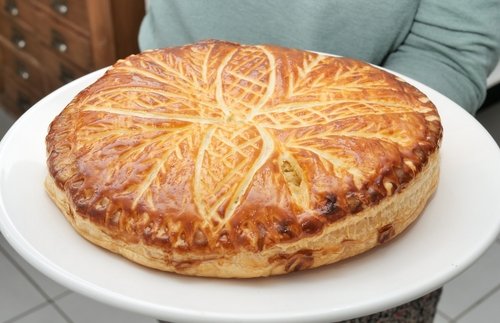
[0,0,145,117]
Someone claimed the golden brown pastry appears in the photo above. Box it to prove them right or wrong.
[45,40,442,278]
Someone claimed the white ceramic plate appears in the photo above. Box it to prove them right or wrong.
[1,68,500,323]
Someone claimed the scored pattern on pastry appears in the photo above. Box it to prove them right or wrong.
[47,40,441,253]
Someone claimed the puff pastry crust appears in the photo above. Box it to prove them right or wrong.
[45,40,442,278]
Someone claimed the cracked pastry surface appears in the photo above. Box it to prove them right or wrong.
[45,40,442,278]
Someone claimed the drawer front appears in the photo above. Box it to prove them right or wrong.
[0,17,42,59]
[42,46,87,91]
[31,0,89,35]
[34,9,93,69]
[2,45,46,94]
[0,45,4,92]
[3,70,42,115]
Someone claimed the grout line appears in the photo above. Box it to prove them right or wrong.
[49,291,75,323]
[52,290,74,301]
[3,294,75,323]
[453,282,500,322]
[0,242,53,300]
[3,301,53,323]
[437,309,453,322]
[0,243,74,323]
[0,244,51,321]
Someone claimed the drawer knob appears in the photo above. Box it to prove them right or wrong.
[56,42,68,53]
[55,3,68,15]
[52,0,69,15]
[18,69,30,80]
[16,39,26,49]
[51,30,68,53]
[16,61,30,80]
[5,0,19,16]
[12,36,26,49]
[9,6,19,16]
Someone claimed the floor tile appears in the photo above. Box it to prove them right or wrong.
[438,242,500,319]
[0,233,68,299]
[0,231,10,249]
[56,292,158,323]
[457,286,500,323]
[7,304,68,323]
[0,250,47,322]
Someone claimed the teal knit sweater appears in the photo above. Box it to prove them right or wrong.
[139,0,500,114]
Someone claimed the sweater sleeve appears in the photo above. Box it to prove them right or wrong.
[383,0,500,115]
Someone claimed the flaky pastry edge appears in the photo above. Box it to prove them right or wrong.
[44,151,439,278]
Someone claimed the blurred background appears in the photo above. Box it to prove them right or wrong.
[0,0,145,118]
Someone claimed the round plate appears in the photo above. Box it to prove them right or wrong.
[1,68,499,323]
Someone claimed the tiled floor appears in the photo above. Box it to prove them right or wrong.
[0,93,499,322]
